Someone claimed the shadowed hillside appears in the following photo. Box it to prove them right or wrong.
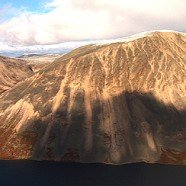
[0,56,34,94]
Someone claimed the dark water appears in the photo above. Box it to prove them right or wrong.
[0,161,185,186]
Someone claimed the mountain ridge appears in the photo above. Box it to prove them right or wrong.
[0,31,185,164]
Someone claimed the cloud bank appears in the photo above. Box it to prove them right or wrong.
[0,0,185,55]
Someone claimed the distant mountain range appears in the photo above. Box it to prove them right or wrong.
[17,53,63,72]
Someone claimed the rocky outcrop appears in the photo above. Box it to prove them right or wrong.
[0,31,185,164]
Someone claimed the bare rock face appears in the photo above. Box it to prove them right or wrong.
[0,31,185,164]
[0,56,34,94]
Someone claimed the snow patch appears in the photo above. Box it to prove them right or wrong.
[93,30,185,46]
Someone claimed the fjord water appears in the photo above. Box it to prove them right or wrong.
[0,161,185,186]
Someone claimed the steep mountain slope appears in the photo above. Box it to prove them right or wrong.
[0,31,185,164]
[0,56,34,94]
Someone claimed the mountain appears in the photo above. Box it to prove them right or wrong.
[0,31,185,164]
[0,56,34,95]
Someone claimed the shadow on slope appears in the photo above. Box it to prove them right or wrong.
[27,91,186,164]
[0,91,185,164]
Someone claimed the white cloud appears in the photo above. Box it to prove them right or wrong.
[0,40,94,57]
[0,0,185,54]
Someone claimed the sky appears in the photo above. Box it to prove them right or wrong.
[0,0,185,56]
